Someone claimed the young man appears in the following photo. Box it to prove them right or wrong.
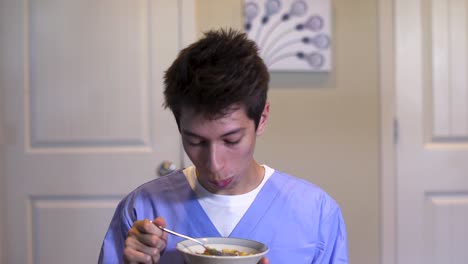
[99,29,348,264]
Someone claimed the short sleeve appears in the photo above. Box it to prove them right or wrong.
[98,198,135,264]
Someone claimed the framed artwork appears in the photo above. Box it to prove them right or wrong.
[243,0,332,72]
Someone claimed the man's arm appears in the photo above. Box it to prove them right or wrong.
[99,201,130,264]
[315,206,348,263]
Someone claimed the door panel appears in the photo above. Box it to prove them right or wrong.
[29,0,152,149]
[31,197,120,264]
[396,0,468,263]
[2,0,183,263]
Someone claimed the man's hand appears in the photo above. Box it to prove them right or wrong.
[124,217,168,264]
[259,256,270,264]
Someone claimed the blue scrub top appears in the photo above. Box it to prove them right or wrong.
[99,170,348,264]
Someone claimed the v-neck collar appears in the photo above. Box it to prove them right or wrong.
[229,172,281,238]
[167,173,221,237]
[166,170,281,239]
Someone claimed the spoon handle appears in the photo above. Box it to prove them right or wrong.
[157,225,207,248]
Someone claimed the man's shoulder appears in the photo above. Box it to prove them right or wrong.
[270,170,325,193]
[143,169,186,187]
[122,169,189,202]
[269,170,341,211]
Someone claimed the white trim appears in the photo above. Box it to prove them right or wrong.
[0,116,5,264]
[179,0,196,169]
[179,0,197,48]
[0,7,6,261]
[379,0,397,263]
[0,67,6,264]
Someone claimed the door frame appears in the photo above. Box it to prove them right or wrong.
[1,1,6,261]
[179,0,196,169]
[1,96,6,264]
[1,71,6,264]
[0,13,7,261]
[379,0,397,263]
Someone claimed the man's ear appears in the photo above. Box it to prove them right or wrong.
[256,102,270,136]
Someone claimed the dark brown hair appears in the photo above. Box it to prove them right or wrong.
[163,28,269,129]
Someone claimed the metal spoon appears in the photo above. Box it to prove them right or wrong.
[155,224,225,255]
[156,225,209,250]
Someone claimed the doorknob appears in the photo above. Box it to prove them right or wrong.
[157,161,177,176]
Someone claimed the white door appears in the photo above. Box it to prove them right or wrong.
[395,0,468,263]
[1,1,190,263]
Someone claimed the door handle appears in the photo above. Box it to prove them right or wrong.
[157,161,177,176]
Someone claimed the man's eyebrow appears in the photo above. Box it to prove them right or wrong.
[181,128,245,138]
[181,130,201,138]
[220,128,245,137]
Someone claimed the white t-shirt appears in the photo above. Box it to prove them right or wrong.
[183,165,274,237]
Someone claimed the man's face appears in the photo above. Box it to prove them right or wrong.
[179,104,269,195]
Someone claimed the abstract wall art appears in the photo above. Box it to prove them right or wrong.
[243,0,332,72]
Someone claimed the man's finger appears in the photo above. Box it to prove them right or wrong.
[123,246,151,264]
[258,256,270,264]
[125,236,159,256]
[152,217,168,243]
[135,219,160,235]
[153,217,166,228]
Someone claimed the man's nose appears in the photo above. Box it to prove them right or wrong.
[206,144,223,172]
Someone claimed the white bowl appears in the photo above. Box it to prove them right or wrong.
[176,237,269,264]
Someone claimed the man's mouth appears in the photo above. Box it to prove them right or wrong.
[209,177,233,188]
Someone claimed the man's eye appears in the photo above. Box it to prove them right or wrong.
[185,138,204,146]
[188,141,203,146]
[224,139,241,145]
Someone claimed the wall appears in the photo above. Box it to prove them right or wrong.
[195,1,380,263]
